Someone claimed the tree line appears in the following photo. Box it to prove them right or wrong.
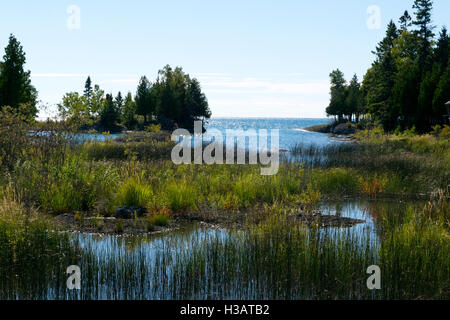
[0,34,211,132]
[326,0,450,132]
[59,65,211,132]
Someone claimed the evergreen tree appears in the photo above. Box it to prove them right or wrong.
[362,22,399,130]
[151,65,211,131]
[399,11,412,32]
[434,27,449,69]
[392,60,421,129]
[0,34,37,119]
[373,21,399,61]
[187,78,211,120]
[326,69,347,122]
[417,63,441,128]
[135,76,154,123]
[432,63,450,117]
[122,92,138,129]
[412,0,435,70]
[115,91,124,115]
[99,93,120,131]
[154,65,182,130]
[84,76,93,109]
[345,74,361,121]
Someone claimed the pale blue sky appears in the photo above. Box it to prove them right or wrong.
[0,0,448,119]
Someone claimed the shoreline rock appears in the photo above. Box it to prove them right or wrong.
[303,122,356,135]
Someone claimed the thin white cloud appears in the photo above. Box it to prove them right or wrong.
[31,73,139,78]
[98,78,139,84]
[202,77,329,95]
[31,73,89,78]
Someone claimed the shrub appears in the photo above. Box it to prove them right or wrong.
[147,123,161,133]
[0,107,29,171]
[440,125,450,139]
[359,174,388,198]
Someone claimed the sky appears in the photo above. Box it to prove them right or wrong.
[0,0,449,119]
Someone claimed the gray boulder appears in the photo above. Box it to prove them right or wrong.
[332,123,356,135]
[115,206,145,219]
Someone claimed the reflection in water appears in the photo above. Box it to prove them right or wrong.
[1,199,426,299]
[56,199,421,300]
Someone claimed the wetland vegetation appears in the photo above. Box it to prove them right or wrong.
[0,111,449,299]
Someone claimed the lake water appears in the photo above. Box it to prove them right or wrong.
[79,118,337,150]
[204,118,335,150]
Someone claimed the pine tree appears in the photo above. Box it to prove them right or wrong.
[115,91,124,116]
[326,69,347,122]
[373,21,399,61]
[99,93,120,131]
[84,76,93,109]
[0,34,37,119]
[363,22,399,130]
[399,11,412,32]
[434,27,449,69]
[345,74,361,121]
[135,76,154,123]
[432,63,450,116]
[412,0,435,70]
[122,92,137,129]
[417,63,441,128]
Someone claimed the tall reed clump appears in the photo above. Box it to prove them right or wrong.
[310,168,359,197]
[0,189,81,299]
[231,168,303,208]
[378,191,450,299]
[165,181,198,212]
[116,178,153,208]
[38,155,120,214]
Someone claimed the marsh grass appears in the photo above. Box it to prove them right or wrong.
[0,189,81,299]
[116,178,153,208]
[166,181,198,212]
[290,134,449,196]
[1,194,448,300]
